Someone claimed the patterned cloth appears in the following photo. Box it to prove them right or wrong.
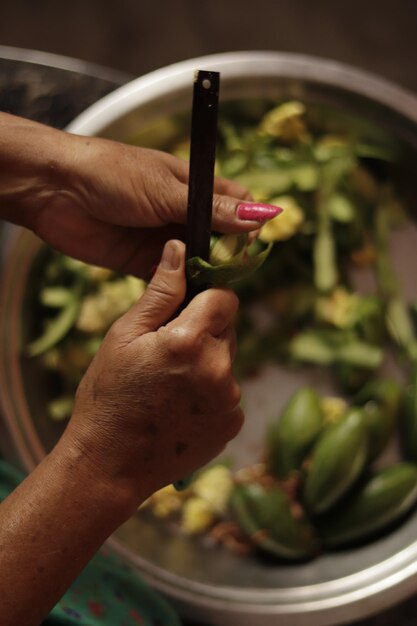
[0,461,182,626]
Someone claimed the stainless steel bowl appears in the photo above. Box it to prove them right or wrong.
[2,52,417,626]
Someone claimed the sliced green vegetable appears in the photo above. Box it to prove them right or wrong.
[292,164,319,191]
[187,243,272,287]
[235,169,293,197]
[318,464,417,548]
[288,332,335,365]
[401,367,417,462]
[267,387,325,479]
[354,378,401,462]
[303,407,368,514]
[27,296,81,357]
[314,195,338,293]
[48,395,74,421]
[288,330,383,370]
[40,287,74,308]
[209,234,247,265]
[386,297,417,363]
[374,195,417,363]
[230,483,318,560]
[327,193,355,223]
[336,340,383,369]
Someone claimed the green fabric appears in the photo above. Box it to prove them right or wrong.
[0,461,182,626]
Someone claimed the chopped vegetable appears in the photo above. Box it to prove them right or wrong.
[77,277,146,334]
[192,465,233,514]
[258,196,304,242]
[181,498,217,534]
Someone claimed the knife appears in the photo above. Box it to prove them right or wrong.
[173,69,220,491]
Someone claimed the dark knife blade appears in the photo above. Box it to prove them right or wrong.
[184,69,220,302]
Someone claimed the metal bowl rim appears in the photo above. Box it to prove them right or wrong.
[66,50,417,138]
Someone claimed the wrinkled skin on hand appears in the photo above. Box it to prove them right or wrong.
[34,143,253,277]
[65,240,243,502]
[0,114,253,278]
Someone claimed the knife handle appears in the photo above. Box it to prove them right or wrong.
[173,282,207,491]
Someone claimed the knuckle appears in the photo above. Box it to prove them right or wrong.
[210,356,233,386]
[159,176,187,218]
[106,318,125,343]
[224,408,245,441]
[163,325,202,358]
[229,381,242,408]
[220,381,241,414]
[212,287,239,313]
[212,193,231,219]
[229,180,251,200]
[203,289,239,324]
[149,277,177,301]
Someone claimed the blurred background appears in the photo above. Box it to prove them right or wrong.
[1,0,417,92]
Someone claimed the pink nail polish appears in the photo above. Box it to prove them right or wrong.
[237,203,284,222]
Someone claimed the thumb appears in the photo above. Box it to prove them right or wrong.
[122,239,186,336]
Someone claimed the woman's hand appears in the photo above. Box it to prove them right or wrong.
[0,240,243,626]
[65,239,243,502]
[0,113,281,278]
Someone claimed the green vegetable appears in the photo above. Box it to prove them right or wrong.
[354,378,401,461]
[267,387,325,479]
[48,396,74,421]
[288,332,335,365]
[76,276,146,334]
[187,241,272,287]
[386,298,417,363]
[209,234,247,265]
[401,367,417,461]
[303,407,368,514]
[27,295,81,357]
[288,330,383,370]
[336,339,383,369]
[40,287,74,308]
[313,208,337,293]
[374,196,417,363]
[334,363,375,394]
[318,464,417,548]
[230,483,318,560]
[327,193,355,223]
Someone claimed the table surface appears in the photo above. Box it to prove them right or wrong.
[1,46,417,626]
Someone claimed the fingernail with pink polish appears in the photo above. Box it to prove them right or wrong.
[237,203,284,222]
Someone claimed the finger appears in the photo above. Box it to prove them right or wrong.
[121,239,186,336]
[167,154,252,201]
[112,224,186,279]
[213,176,253,201]
[211,194,284,234]
[159,177,283,235]
[197,406,244,468]
[223,405,245,441]
[171,288,239,338]
[217,376,242,414]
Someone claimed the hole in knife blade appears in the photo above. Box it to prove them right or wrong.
[202,78,211,89]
